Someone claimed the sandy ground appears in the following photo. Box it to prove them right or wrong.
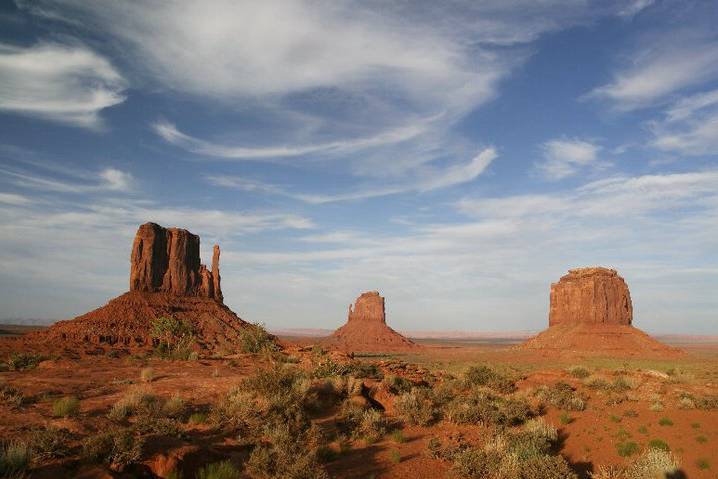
[1,337,717,478]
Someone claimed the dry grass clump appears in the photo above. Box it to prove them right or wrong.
[106,388,184,435]
[196,460,241,479]
[0,382,24,408]
[140,367,154,383]
[534,382,586,411]
[30,426,72,460]
[81,428,143,470]
[567,366,591,379]
[338,401,386,441]
[4,353,45,371]
[395,387,438,426]
[383,374,414,395]
[445,389,533,427]
[591,448,680,479]
[246,424,329,479]
[0,440,31,478]
[464,365,517,394]
[238,322,279,354]
[52,396,80,418]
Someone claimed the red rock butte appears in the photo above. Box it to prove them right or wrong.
[1,222,251,356]
[522,267,680,356]
[324,291,418,352]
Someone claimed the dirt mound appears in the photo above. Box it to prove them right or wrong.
[324,291,419,352]
[1,222,252,356]
[521,267,680,356]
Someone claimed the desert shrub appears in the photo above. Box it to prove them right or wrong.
[188,412,208,424]
[5,353,45,371]
[534,382,585,411]
[196,460,241,479]
[610,376,635,392]
[520,455,577,479]
[658,417,673,426]
[389,450,401,464]
[647,439,669,451]
[696,458,710,470]
[357,408,386,441]
[464,365,516,393]
[648,401,664,412]
[677,396,694,409]
[238,322,278,354]
[52,396,80,418]
[0,441,31,478]
[559,412,573,424]
[451,448,506,479]
[246,424,329,479]
[567,366,590,379]
[161,394,187,419]
[108,388,158,421]
[395,388,438,426]
[616,441,639,457]
[390,430,406,443]
[0,383,23,408]
[150,316,196,359]
[694,395,718,410]
[383,374,414,395]
[446,389,532,426]
[81,428,143,468]
[140,367,154,383]
[346,362,382,379]
[311,358,350,378]
[625,448,679,478]
[585,377,609,390]
[30,426,71,460]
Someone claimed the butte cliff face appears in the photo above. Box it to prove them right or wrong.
[324,291,418,352]
[549,267,632,326]
[130,222,223,302]
[522,267,679,356]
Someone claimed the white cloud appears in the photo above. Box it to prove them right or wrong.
[616,0,655,18]
[586,35,718,110]
[0,165,134,194]
[206,147,496,203]
[537,138,600,180]
[0,192,32,205]
[0,42,126,129]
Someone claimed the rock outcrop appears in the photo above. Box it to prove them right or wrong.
[324,291,418,352]
[130,222,223,302]
[549,267,632,326]
[1,222,254,356]
[522,267,680,356]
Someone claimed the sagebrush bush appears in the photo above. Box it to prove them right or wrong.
[383,374,414,395]
[81,428,143,468]
[591,448,680,479]
[464,365,516,393]
[52,396,80,418]
[395,388,437,426]
[0,383,23,408]
[0,440,31,478]
[246,423,329,479]
[5,353,45,371]
[446,389,532,426]
[534,382,585,411]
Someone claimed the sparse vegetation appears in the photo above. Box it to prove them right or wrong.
[568,366,590,379]
[0,441,31,478]
[383,374,414,394]
[591,448,680,479]
[657,417,673,426]
[150,316,196,359]
[390,430,406,443]
[389,450,401,464]
[534,382,586,411]
[0,383,23,408]
[559,412,573,424]
[30,426,72,459]
[395,387,438,426]
[196,460,241,479]
[696,458,710,470]
[464,365,516,393]
[5,353,45,371]
[81,428,143,469]
[52,396,80,418]
[140,367,154,383]
[647,438,669,451]
[446,388,533,427]
[238,322,278,354]
[616,441,639,457]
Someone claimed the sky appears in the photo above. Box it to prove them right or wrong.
[0,0,716,334]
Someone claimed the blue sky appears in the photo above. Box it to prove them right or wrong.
[0,0,716,334]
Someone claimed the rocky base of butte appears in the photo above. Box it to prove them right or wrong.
[521,267,680,355]
[324,291,418,352]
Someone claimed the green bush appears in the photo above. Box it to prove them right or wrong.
[647,438,669,451]
[0,441,31,478]
[567,366,590,379]
[464,365,516,393]
[196,460,241,479]
[246,424,329,479]
[534,382,585,411]
[5,353,45,371]
[81,428,143,468]
[52,396,80,418]
[616,441,639,457]
[446,389,532,426]
[658,417,673,426]
[395,388,437,426]
[238,322,278,354]
[151,316,196,359]
[383,374,414,395]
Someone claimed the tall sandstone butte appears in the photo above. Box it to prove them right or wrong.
[549,267,632,326]
[130,222,223,302]
[325,291,418,352]
[521,266,679,355]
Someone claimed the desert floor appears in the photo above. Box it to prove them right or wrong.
[1,334,717,478]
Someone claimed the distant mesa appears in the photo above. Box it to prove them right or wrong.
[522,267,681,355]
[1,222,251,356]
[324,291,419,352]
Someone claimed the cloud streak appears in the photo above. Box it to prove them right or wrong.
[0,42,126,129]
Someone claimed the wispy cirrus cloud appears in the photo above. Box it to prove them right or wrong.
[649,88,718,156]
[0,42,126,129]
[206,147,497,203]
[0,165,135,194]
